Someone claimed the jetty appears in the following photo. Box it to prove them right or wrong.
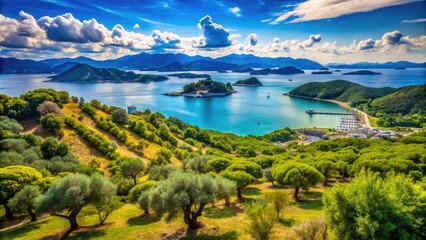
[306,109,353,115]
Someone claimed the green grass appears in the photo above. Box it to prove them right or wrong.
[0,183,327,240]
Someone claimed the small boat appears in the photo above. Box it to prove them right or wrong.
[267,92,270,98]
[257,121,260,125]
[288,79,293,81]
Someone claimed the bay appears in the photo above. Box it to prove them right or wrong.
[0,68,424,136]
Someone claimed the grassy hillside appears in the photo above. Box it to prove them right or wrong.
[367,85,426,116]
[289,80,396,105]
[50,64,168,82]
[1,88,425,239]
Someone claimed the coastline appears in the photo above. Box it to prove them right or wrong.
[283,93,371,128]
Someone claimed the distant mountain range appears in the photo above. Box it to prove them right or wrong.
[1,53,425,74]
[327,61,426,69]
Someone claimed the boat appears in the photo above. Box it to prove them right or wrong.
[267,92,270,98]
[288,79,293,81]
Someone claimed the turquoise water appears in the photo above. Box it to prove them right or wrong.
[0,68,425,135]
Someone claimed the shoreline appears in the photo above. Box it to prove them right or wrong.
[283,93,371,128]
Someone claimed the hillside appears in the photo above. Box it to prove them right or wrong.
[289,80,396,105]
[0,88,425,239]
[0,58,53,74]
[52,62,80,73]
[49,64,168,83]
[367,85,426,116]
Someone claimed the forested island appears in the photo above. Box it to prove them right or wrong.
[342,70,381,75]
[311,71,333,74]
[165,79,235,97]
[233,77,263,86]
[167,73,211,78]
[250,66,304,75]
[49,64,168,83]
[0,88,425,240]
[288,80,426,127]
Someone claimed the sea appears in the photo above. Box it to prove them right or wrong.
[1,68,425,136]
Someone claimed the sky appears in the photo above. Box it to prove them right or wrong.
[0,0,425,63]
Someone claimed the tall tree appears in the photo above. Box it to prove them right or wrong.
[149,171,235,229]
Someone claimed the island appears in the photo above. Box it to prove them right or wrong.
[49,64,168,83]
[319,67,330,70]
[250,68,271,75]
[232,67,254,73]
[342,70,381,75]
[165,79,235,98]
[250,66,304,75]
[167,73,211,78]
[311,71,333,75]
[232,77,263,86]
[217,70,229,73]
[395,67,406,70]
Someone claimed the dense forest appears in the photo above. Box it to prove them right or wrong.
[289,80,426,127]
[0,88,425,239]
[180,79,234,94]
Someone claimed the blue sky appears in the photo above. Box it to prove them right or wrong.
[0,0,425,63]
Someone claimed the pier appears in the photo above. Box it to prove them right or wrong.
[306,109,353,115]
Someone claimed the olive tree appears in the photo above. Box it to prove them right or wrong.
[37,101,61,116]
[245,200,277,240]
[220,170,255,199]
[182,156,212,173]
[263,168,275,186]
[111,108,129,125]
[36,173,116,235]
[323,171,426,240]
[149,171,235,229]
[128,180,156,216]
[8,185,41,222]
[264,190,289,219]
[0,165,42,219]
[85,196,123,225]
[120,158,145,186]
[272,162,324,200]
[293,217,328,240]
